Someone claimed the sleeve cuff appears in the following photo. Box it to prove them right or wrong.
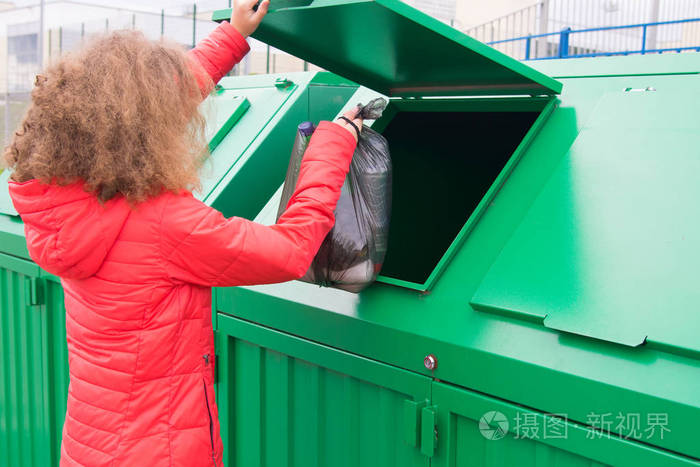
[315,120,358,149]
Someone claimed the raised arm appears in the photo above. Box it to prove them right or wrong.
[187,0,270,95]
[160,114,363,288]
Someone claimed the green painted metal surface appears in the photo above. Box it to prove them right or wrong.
[213,0,562,97]
[215,315,696,466]
[529,52,700,79]
[0,214,29,260]
[0,171,18,217]
[472,89,700,354]
[198,73,304,216]
[201,72,357,220]
[215,314,432,467]
[42,278,70,467]
[2,42,700,467]
[0,259,68,467]
[216,56,700,462]
[206,95,250,153]
[432,382,697,467]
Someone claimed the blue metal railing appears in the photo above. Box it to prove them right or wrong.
[487,17,700,60]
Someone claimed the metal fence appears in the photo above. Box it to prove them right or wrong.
[488,17,700,60]
[466,0,700,59]
[0,92,30,159]
[466,2,544,48]
[1,3,318,150]
[44,8,318,83]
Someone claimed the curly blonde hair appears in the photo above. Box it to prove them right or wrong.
[3,30,209,203]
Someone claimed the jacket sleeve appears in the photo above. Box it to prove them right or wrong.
[187,21,251,96]
[160,121,357,287]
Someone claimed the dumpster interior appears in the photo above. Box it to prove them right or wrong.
[210,0,563,289]
[375,108,541,286]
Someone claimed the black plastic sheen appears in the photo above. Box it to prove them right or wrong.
[277,98,392,293]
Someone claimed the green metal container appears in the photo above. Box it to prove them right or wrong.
[209,1,700,466]
[2,0,700,465]
[0,254,67,467]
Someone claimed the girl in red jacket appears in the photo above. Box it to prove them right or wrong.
[3,1,362,465]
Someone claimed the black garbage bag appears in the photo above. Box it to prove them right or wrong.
[277,98,392,293]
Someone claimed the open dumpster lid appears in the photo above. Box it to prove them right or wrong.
[214,0,562,97]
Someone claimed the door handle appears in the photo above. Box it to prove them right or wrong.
[421,405,438,457]
[403,399,426,447]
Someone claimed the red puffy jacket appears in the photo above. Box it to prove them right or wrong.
[8,22,356,467]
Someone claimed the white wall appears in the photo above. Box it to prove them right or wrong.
[456,0,536,30]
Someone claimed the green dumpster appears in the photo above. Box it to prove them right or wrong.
[0,71,357,467]
[2,0,700,465]
[209,1,700,466]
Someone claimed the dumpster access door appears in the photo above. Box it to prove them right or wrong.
[214,0,562,291]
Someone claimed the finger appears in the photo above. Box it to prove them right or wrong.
[243,0,259,10]
[254,0,269,18]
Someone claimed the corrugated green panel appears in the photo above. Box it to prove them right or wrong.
[0,264,69,467]
[452,415,606,467]
[230,342,426,467]
[432,382,698,467]
[0,265,48,466]
[215,314,431,467]
[43,278,69,466]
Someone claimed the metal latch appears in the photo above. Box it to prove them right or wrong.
[420,405,438,457]
[24,277,44,307]
[274,78,294,89]
[403,400,438,457]
[403,399,426,447]
[624,86,656,92]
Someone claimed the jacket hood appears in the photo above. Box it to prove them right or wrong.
[8,180,131,279]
